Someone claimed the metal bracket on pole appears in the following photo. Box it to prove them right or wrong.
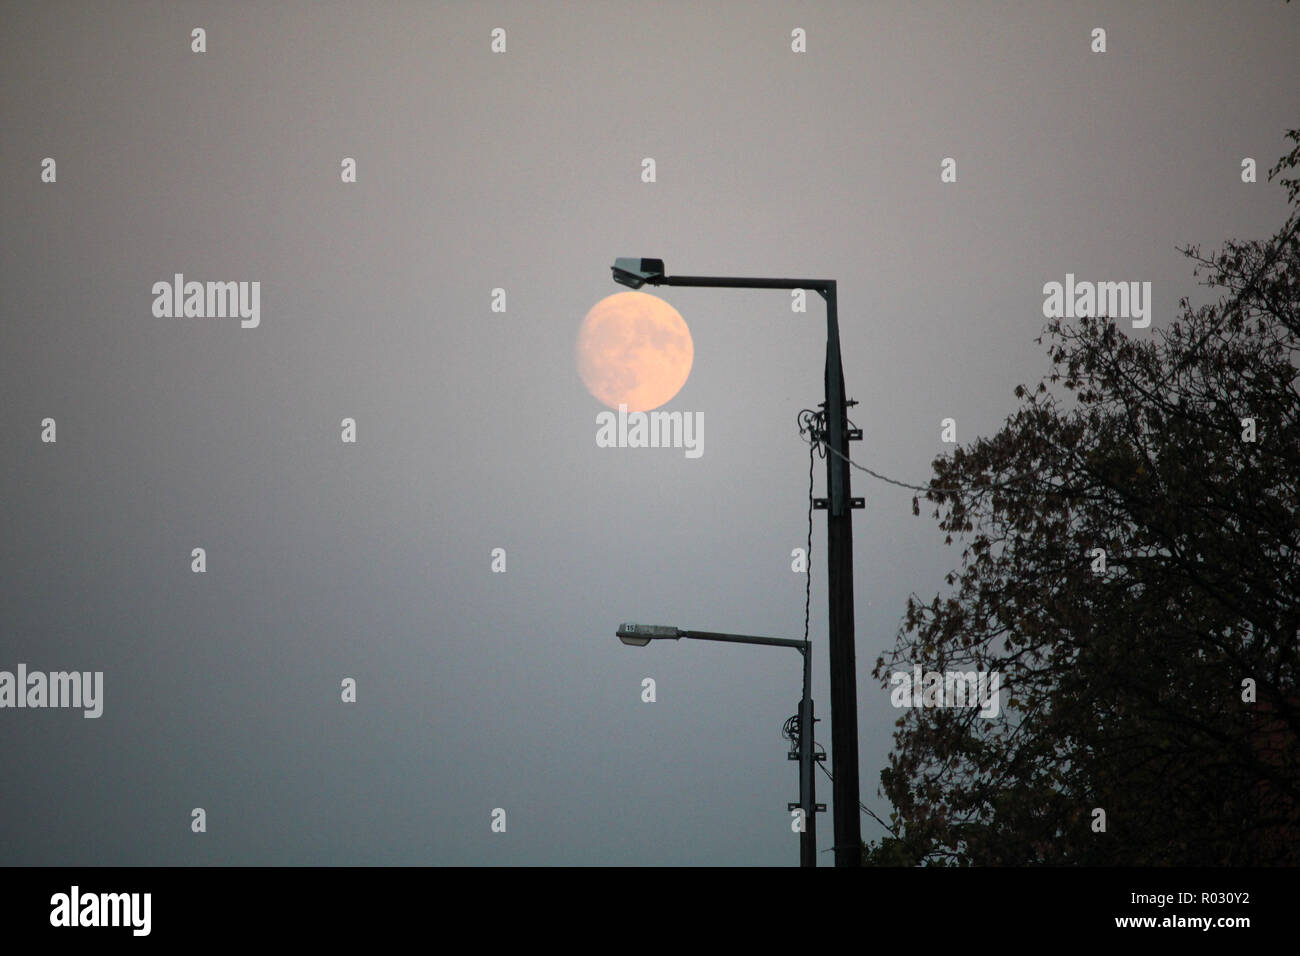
[814,498,864,510]
[809,427,862,443]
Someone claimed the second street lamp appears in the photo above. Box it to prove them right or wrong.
[616,623,821,866]
[609,257,863,866]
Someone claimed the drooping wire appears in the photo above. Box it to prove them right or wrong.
[798,410,823,645]
[781,411,823,767]
[816,759,899,837]
[828,441,1033,495]
[801,414,1038,497]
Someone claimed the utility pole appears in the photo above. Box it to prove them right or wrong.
[617,624,820,865]
[795,638,821,866]
[820,281,863,866]
[609,260,864,865]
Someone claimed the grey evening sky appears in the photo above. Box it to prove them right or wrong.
[2,1,1297,865]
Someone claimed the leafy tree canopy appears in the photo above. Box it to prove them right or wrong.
[868,130,1300,866]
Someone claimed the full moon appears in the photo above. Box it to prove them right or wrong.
[576,291,694,412]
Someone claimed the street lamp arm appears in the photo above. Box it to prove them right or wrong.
[654,275,834,296]
[679,629,809,652]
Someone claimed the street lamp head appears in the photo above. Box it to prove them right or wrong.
[611,257,665,290]
[616,622,680,646]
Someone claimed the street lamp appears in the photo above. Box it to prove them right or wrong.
[611,257,665,290]
[609,258,863,867]
[616,622,822,867]
[616,623,677,647]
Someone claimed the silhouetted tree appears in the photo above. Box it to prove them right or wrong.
[869,130,1300,865]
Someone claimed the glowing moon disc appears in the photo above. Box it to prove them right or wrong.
[576,291,694,412]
